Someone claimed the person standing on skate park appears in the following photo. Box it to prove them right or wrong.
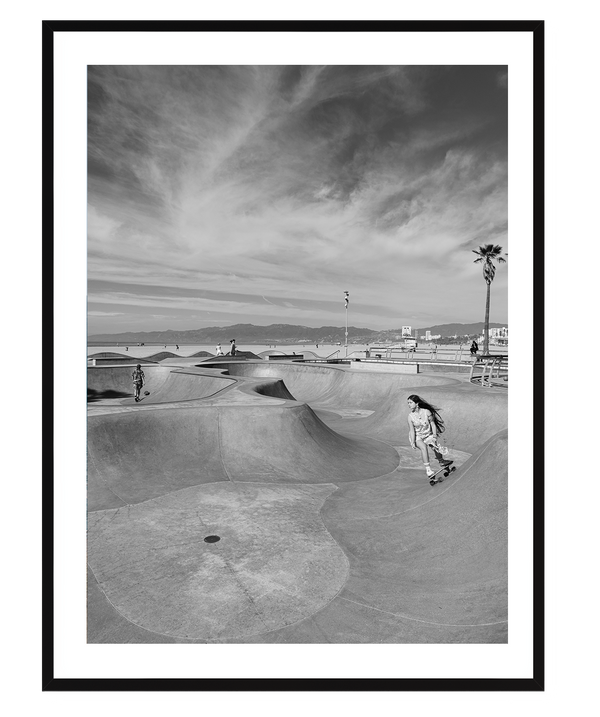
[132,364,145,402]
[407,394,452,480]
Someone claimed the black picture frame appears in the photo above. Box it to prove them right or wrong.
[42,19,544,692]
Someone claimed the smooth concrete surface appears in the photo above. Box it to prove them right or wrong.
[87,360,507,643]
[87,365,235,405]
[344,360,418,373]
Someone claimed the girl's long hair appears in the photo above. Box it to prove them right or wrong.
[407,394,445,434]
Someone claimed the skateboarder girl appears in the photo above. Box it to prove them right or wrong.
[407,394,452,479]
[132,364,145,402]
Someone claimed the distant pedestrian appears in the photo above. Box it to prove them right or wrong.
[215,343,224,356]
[176,345,179,350]
[407,394,452,480]
[470,340,479,356]
[229,339,237,356]
[132,364,145,402]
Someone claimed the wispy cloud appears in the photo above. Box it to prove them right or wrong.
[88,66,507,333]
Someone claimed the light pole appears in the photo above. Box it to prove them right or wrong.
[344,291,349,357]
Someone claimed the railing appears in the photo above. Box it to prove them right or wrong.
[361,345,507,362]
[469,355,508,387]
[364,347,466,361]
[302,347,508,379]
[365,347,421,360]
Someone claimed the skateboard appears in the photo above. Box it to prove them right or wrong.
[429,462,456,486]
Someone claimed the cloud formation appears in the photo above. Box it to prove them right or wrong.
[88,65,508,333]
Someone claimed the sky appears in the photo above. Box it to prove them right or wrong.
[87,65,508,335]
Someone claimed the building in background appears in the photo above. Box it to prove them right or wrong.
[489,327,508,345]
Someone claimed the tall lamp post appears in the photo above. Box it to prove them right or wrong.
[344,291,349,357]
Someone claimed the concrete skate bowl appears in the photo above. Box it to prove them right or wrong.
[144,351,181,362]
[130,350,216,362]
[87,360,508,644]
[89,352,132,359]
[242,377,297,401]
[258,350,290,358]
[87,400,400,511]
[231,350,264,360]
[87,365,235,404]
[330,380,509,454]
[205,360,457,410]
[88,365,172,401]
[206,362,507,451]
[88,352,155,367]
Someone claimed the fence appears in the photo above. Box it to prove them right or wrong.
[358,346,506,362]
[469,355,509,387]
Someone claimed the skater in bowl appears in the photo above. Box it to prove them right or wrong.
[407,394,452,479]
[132,364,145,402]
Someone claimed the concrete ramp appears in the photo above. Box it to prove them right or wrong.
[87,365,173,401]
[210,361,452,410]
[87,402,400,511]
[88,407,226,510]
[336,382,508,454]
[87,429,507,643]
[88,365,236,405]
[248,379,297,401]
[137,369,235,404]
[217,362,507,454]
[87,360,508,644]
[319,430,508,640]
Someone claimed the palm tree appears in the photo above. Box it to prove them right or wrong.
[472,244,507,355]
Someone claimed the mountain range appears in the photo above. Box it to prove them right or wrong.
[88,322,507,344]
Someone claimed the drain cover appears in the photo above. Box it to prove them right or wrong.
[204,535,221,543]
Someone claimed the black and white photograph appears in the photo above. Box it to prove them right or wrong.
[37,19,550,693]
[86,63,510,646]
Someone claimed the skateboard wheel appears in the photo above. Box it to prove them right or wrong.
[429,480,435,486]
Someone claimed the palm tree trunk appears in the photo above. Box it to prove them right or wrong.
[484,282,491,354]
